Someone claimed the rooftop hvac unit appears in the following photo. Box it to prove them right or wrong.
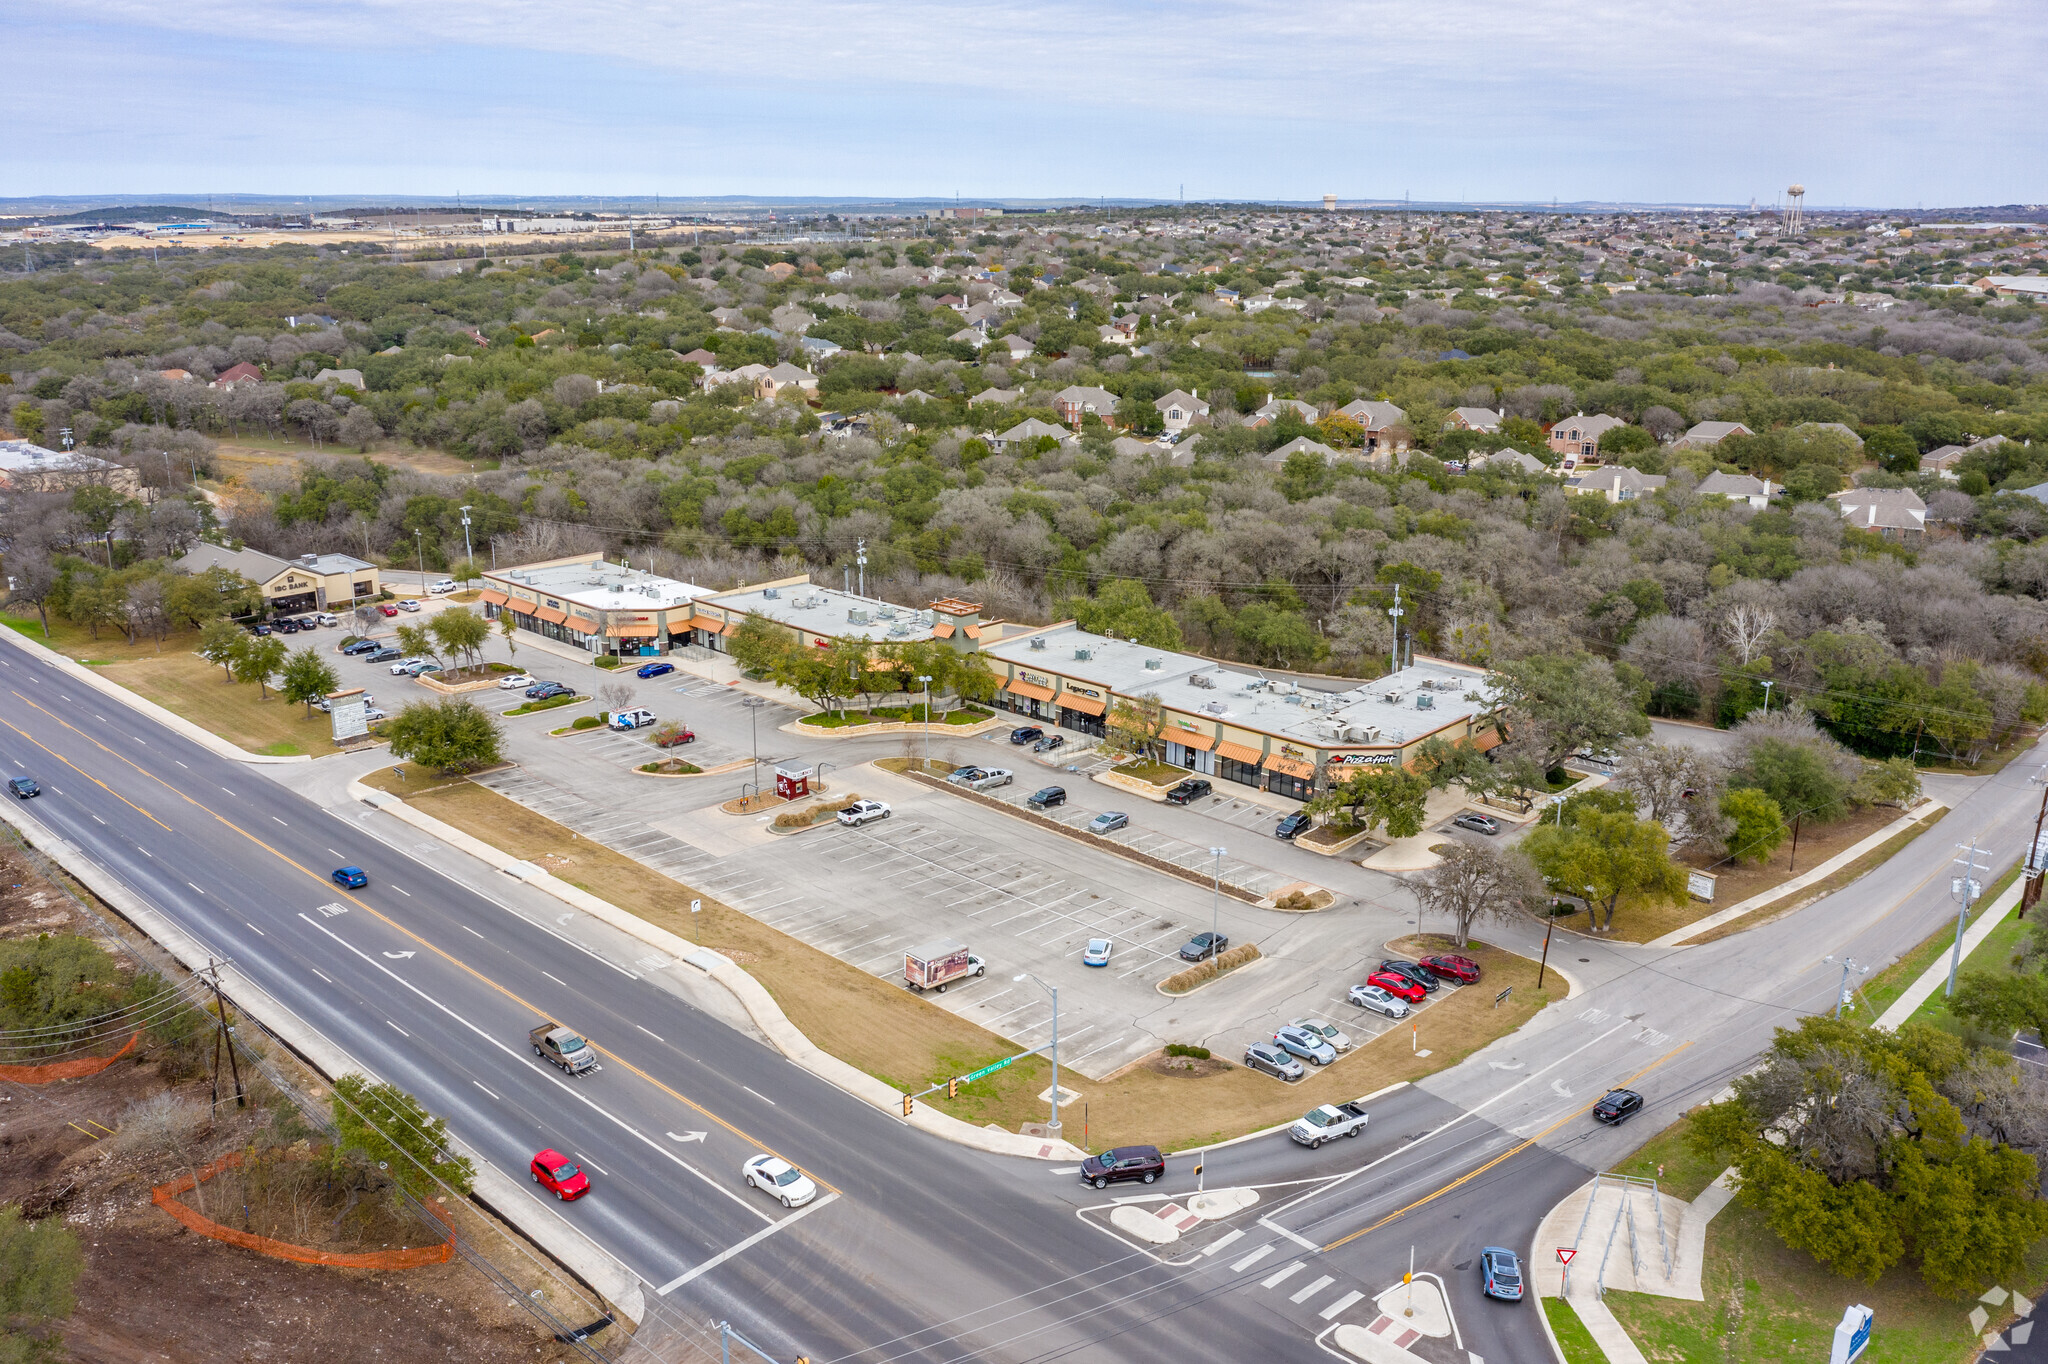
[1416,693,1435,709]
[1144,658,1163,671]
[1189,673,1214,689]
[1284,693,1303,705]
[1203,700,1228,715]
[1029,636,1047,650]
[848,608,869,624]
[609,583,623,592]
[763,587,780,598]
[877,606,896,619]
[1383,690,1402,704]
[1074,647,1092,660]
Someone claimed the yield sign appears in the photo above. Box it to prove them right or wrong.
[1557,1247,1577,1265]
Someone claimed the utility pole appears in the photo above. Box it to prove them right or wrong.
[459,505,474,575]
[918,674,933,773]
[2023,763,2048,919]
[1824,955,1869,1019]
[415,529,425,578]
[1760,678,1774,715]
[856,538,867,600]
[1209,847,1227,948]
[1947,841,1992,996]
[1386,583,1403,677]
[203,959,246,1109]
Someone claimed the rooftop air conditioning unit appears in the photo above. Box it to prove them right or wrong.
[1204,700,1228,715]
[1383,690,1402,704]
[763,587,779,599]
[609,583,623,593]
[1416,693,1435,710]
[877,606,896,619]
[1029,636,1046,650]
[1189,673,1214,689]
[848,608,869,624]
[1144,658,1162,671]
[1074,647,1092,661]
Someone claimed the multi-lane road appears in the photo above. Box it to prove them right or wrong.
[3,628,2042,1364]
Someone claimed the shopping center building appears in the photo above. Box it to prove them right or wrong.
[478,556,711,655]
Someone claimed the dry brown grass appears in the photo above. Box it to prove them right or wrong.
[401,780,1557,1152]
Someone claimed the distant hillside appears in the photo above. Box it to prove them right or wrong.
[0,204,236,226]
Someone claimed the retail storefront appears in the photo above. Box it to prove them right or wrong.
[1057,682,1109,738]
[1215,740,1265,790]
[999,674,1060,722]
[1264,753,1318,803]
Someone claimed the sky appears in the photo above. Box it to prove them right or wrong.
[5,0,2043,208]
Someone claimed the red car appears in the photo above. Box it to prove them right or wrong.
[1421,953,1482,984]
[655,727,696,748]
[1367,970,1426,1003]
[379,604,400,617]
[529,1148,590,1200]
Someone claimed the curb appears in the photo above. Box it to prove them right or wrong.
[351,781,1089,1163]
[781,715,1009,740]
[0,623,313,764]
[0,796,648,1326]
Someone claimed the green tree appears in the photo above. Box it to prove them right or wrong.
[0,1204,84,1360]
[1735,737,1855,822]
[385,698,503,773]
[1857,755,1923,807]
[1107,692,1167,759]
[9,400,46,444]
[1523,809,1687,932]
[1948,971,2048,1042]
[1311,765,1430,839]
[428,606,489,674]
[198,618,244,680]
[279,647,341,716]
[726,613,789,678]
[1493,652,1650,771]
[164,566,255,631]
[1056,579,1184,650]
[331,1075,476,1199]
[241,634,287,699]
[1720,787,1788,864]
[1597,424,1656,458]
[772,635,855,716]
[497,612,518,660]
[1864,426,1920,474]
[393,620,437,664]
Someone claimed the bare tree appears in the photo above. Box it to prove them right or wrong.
[1718,603,1776,665]
[1614,738,1728,852]
[597,681,636,714]
[126,578,170,652]
[1411,841,1546,947]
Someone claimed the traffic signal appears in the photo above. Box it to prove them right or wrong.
[948,1077,960,1099]
[901,1093,913,1117]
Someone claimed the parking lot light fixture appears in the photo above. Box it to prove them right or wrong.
[742,696,765,798]
[1013,972,1061,1137]
[917,674,933,772]
[1209,847,1226,943]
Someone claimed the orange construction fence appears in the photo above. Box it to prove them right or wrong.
[152,1151,455,1269]
[0,1032,140,1084]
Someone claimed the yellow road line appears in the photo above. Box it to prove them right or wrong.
[1319,1041,1694,1252]
[6,692,839,1192]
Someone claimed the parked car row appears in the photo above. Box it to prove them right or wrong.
[249,612,340,636]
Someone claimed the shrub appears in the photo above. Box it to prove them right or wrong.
[571,715,601,730]
[108,1092,210,1157]
[1160,943,1262,994]
[1164,1043,1211,1060]
[595,656,621,669]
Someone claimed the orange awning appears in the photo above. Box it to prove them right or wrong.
[1005,679,1056,704]
[1058,692,1106,716]
[1472,726,1502,753]
[721,619,745,636]
[1215,740,1265,765]
[478,589,509,606]
[531,606,568,626]
[604,624,654,637]
[930,621,956,639]
[1264,755,1316,780]
[1162,727,1214,751]
[687,615,725,632]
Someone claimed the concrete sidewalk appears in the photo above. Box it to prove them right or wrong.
[1647,800,1942,948]
[1871,875,2025,1030]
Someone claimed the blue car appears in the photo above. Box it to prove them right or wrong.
[331,866,368,889]
[636,661,676,679]
[1480,1246,1524,1302]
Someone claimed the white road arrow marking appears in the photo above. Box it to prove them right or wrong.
[1552,1079,1574,1098]
[668,1131,707,1143]
[1488,1060,1525,1072]
[383,951,416,959]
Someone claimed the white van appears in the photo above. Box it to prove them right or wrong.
[607,708,657,731]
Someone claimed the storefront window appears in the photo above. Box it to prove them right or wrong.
[1267,771,1314,803]
[1060,706,1105,738]
[1217,755,1262,788]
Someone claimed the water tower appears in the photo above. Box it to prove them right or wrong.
[1785,184,1805,234]
[1322,194,1337,213]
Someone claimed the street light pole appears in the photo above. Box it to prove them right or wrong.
[1013,972,1061,1136]
[415,528,425,578]
[459,505,474,576]
[917,674,933,773]
[1948,841,1991,996]
[1210,846,1226,946]
[742,696,764,800]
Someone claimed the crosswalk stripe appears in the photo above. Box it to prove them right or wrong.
[1202,1229,1245,1257]
[1230,1245,1274,1273]
[1320,1290,1364,1320]
[1290,1275,1333,1304]
[1261,1261,1304,1289]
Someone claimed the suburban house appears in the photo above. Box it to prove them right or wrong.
[1260,437,1342,469]
[479,556,711,656]
[1241,398,1318,429]
[999,335,1035,362]
[757,364,819,401]
[1797,421,1864,449]
[208,362,264,391]
[967,387,1022,407]
[1829,487,1927,540]
[1471,448,1548,474]
[1446,407,1504,433]
[1673,420,1755,449]
[1973,276,2048,302]
[1921,444,1969,479]
[978,623,1499,802]
[1545,412,1629,462]
[990,418,1075,452]
[677,348,721,373]
[1154,390,1209,432]
[174,544,379,615]
[1054,385,1120,426]
[710,307,749,327]
[156,368,193,383]
[706,363,769,392]
[1336,399,1408,452]
[1567,466,1668,503]
[762,262,797,282]
[312,368,366,391]
[799,336,843,359]
[0,440,143,495]
[1693,471,1776,508]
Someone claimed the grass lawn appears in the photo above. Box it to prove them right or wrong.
[1681,808,1947,947]
[1858,862,2024,1023]
[1110,758,1183,786]
[393,777,1556,1152]
[797,706,993,728]
[1906,897,2034,1034]
[1,613,341,756]
[1543,1297,1605,1364]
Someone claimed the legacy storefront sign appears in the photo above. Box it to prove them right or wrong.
[1329,751,1400,766]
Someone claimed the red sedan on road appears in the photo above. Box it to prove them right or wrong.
[1366,969,1426,1003]
[530,1149,590,1200]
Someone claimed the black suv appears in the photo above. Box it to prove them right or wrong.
[1079,1145,1164,1190]
[1009,726,1044,745]
[1275,811,1314,840]
[527,681,575,700]
[1377,959,1440,994]
[1027,786,1066,809]
[1164,778,1211,805]
[1592,1089,1645,1125]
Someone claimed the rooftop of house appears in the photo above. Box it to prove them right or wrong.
[701,581,948,643]
[489,558,709,612]
[982,623,1495,747]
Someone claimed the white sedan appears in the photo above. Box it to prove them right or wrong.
[1348,983,1411,1019]
[741,1154,816,1208]
[389,656,425,674]
[397,599,423,612]
[498,673,537,690]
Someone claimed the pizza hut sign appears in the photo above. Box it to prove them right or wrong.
[1330,752,1399,766]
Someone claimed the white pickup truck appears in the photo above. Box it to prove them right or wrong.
[1290,1101,1369,1148]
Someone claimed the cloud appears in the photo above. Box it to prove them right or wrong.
[3,0,2043,203]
